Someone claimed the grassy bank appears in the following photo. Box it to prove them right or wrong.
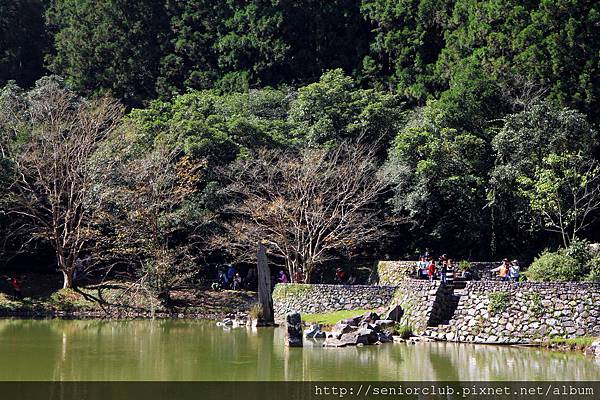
[0,273,256,319]
[302,309,375,326]
[544,337,597,350]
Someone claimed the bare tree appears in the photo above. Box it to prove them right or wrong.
[0,77,122,288]
[218,144,391,283]
[94,140,205,302]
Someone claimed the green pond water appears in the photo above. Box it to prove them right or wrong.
[0,319,599,381]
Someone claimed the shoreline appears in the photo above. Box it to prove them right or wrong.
[1,310,598,358]
[0,274,257,322]
[0,309,232,320]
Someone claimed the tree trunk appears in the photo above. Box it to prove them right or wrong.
[62,269,74,289]
[257,242,274,325]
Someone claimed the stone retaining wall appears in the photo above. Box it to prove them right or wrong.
[373,261,418,285]
[389,280,454,332]
[272,278,600,344]
[374,260,508,285]
[272,284,396,318]
[428,281,600,343]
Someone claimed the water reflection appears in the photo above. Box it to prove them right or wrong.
[0,319,598,381]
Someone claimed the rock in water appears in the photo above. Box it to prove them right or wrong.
[304,324,326,339]
[384,305,404,322]
[327,323,356,339]
[286,312,303,347]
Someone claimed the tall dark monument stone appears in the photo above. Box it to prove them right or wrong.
[257,241,274,325]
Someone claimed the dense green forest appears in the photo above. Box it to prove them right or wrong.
[2,0,600,291]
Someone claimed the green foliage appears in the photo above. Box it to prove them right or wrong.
[395,323,414,339]
[360,0,452,102]
[3,0,600,278]
[48,289,93,312]
[289,69,404,147]
[127,88,293,160]
[525,251,586,282]
[384,100,491,255]
[439,0,600,121]
[489,101,597,252]
[528,293,544,317]
[562,238,593,267]
[46,0,168,105]
[517,152,600,246]
[585,257,600,282]
[46,0,370,104]
[458,260,471,271]
[488,291,510,314]
[546,336,596,349]
[302,309,375,326]
[0,0,48,87]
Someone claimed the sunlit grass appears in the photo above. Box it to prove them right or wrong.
[302,309,374,326]
[546,337,597,348]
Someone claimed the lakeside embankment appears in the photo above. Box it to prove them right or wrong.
[272,260,600,356]
[0,273,256,319]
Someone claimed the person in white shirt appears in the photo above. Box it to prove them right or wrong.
[509,260,520,281]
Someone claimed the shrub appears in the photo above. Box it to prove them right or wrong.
[395,324,414,339]
[529,293,544,316]
[585,257,600,282]
[563,237,593,266]
[49,289,90,311]
[525,251,585,282]
[488,291,510,314]
[458,260,471,271]
[248,303,264,320]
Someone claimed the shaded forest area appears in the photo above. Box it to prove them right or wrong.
[2,0,600,293]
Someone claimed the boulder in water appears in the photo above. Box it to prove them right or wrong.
[360,312,380,324]
[327,323,356,339]
[375,319,396,329]
[304,324,326,339]
[286,312,303,347]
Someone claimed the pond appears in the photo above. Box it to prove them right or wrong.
[0,319,598,381]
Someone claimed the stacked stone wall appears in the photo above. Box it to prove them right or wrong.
[271,277,600,344]
[428,281,600,343]
[272,284,395,318]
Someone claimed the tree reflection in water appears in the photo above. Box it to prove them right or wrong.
[0,320,598,381]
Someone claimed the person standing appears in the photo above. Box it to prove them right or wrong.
[232,273,242,290]
[509,260,520,281]
[427,259,436,281]
[4,276,23,299]
[226,265,236,288]
[440,259,448,284]
[445,259,455,284]
[492,259,510,281]
[278,270,289,284]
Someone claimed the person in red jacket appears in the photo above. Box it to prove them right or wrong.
[427,259,437,281]
[3,276,23,299]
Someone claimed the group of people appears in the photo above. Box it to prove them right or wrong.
[212,265,258,291]
[492,259,520,281]
[416,254,521,283]
[417,254,459,283]
[211,265,297,291]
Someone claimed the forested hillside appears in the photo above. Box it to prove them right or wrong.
[2,0,600,290]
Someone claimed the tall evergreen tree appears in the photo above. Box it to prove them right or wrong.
[0,0,49,87]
